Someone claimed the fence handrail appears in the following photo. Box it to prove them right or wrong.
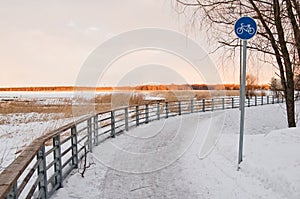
[0,95,286,199]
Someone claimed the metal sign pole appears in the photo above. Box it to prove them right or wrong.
[234,16,257,169]
[238,40,247,166]
[239,40,242,111]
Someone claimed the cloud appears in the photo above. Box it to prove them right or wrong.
[87,26,99,31]
[67,20,77,28]
[0,0,272,86]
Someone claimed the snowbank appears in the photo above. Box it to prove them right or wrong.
[242,127,300,199]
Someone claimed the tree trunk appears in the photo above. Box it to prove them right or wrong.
[286,81,296,127]
[273,0,296,127]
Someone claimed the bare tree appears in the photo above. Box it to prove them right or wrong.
[295,73,300,90]
[270,77,284,98]
[246,74,257,98]
[174,0,299,127]
[295,73,300,101]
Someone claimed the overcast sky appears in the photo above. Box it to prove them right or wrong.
[0,0,273,87]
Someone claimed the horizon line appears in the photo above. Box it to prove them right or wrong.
[0,83,271,92]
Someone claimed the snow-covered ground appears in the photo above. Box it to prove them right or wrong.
[51,101,300,199]
[0,91,75,99]
[0,113,77,171]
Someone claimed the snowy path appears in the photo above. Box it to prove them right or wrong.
[53,103,300,199]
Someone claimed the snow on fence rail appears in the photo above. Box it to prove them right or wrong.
[0,95,285,199]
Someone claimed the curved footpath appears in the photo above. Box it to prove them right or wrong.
[53,102,300,199]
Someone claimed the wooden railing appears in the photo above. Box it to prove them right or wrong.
[0,95,285,199]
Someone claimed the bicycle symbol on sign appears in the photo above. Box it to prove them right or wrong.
[236,23,255,35]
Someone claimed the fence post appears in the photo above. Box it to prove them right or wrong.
[202,99,206,112]
[222,98,225,110]
[231,98,234,108]
[7,183,17,199]
[247,97,250,107]
[165,102,169,118]
[53,135,63,188]
[87,118,93,153]
[71,126,78,168]
[178,101,182,115]
[111,111,115,138]
[272,95,275,104]
[267,96,269,104]
[157,103,160,120]
[261,95,263,105]
[191,99,194,113]
[135,106,139,126]
[255,96,257,106]
[93,115,99,146]
[211,99,214,111]
[145,104,149,124]
[37,146,48,199]
[125,108,129,131]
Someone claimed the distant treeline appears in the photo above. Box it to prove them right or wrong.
[135,84,269,90]
[0,84,270,92]
[0,86,113,92]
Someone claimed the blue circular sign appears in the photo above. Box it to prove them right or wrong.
[234,16,257,40]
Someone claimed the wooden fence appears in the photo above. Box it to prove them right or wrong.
[0,95,284,199]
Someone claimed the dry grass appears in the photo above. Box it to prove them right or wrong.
[0,100,70,115]
[194,90,240,100]
[145,90,239,102]
[0,90,240,120]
